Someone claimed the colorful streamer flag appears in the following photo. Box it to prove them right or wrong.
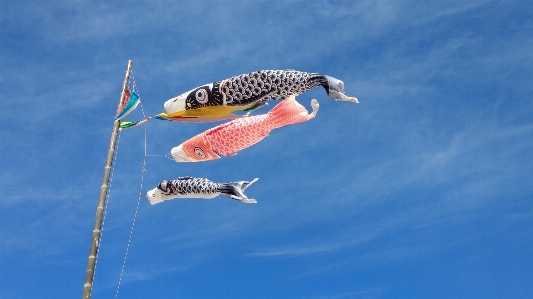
[115,90,140,122]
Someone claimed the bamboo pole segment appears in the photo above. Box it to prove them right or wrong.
[82,60,132,299]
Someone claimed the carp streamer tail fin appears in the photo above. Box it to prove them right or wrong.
[218,178,259,203]
[267,95,319,127]
[324,76,359,103]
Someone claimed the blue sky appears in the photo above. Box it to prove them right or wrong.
[1,0,532,298]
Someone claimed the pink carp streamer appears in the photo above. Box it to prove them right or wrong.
[171,95,319,162]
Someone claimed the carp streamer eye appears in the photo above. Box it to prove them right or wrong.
[195,89,208,104]
[194,147,206,158]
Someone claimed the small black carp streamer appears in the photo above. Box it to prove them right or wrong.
[146,176,258,205]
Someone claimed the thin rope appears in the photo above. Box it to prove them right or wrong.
[114,164,144,299]
[131,76,171,160]
[146,153,174,160]
[115,78,148,299]
[114,73,173,298]
[131,71,146,119]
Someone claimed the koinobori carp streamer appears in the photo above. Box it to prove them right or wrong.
[170,95,319,162]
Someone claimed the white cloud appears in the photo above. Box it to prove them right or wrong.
[247,244,340,257]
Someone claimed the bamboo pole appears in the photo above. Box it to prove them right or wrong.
[82,60,132,299]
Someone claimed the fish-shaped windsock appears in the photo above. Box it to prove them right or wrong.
[165,69,357,116]
[171,95,319,162]
[119,69,356,129]
[147,176,258,205]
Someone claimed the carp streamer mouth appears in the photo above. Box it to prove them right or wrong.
[171,145,195,162]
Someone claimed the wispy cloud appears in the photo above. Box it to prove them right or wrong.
[242,119,532,275]
[247,244,341,258]
[92,263,187,294]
